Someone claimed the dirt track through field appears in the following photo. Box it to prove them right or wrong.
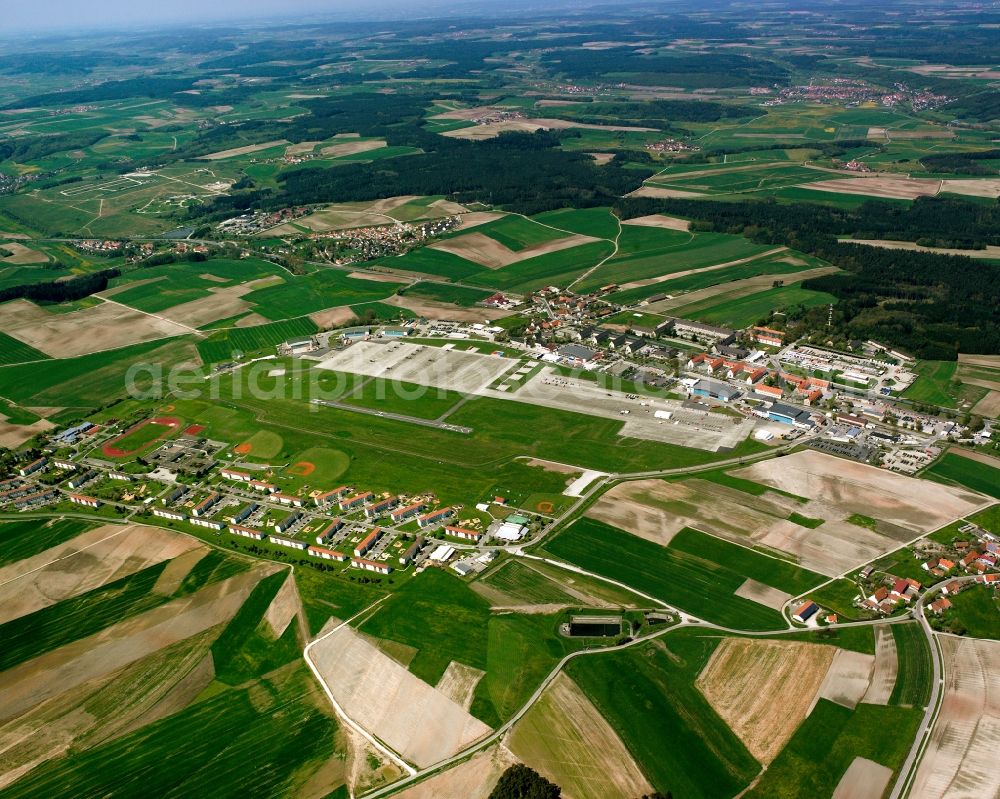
[616,247,786,291]
[697,638,834,764]
[621,213,691,231]
[909,636,1000,799]
[0,524,202,625]
[509,672,653,799]
[643,266,838,313]
[309,625,492,768]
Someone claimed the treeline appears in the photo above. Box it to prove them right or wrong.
[614,196,1000,358]
[920,149,1000,175]
[4,76,195,110]
[0,268,119,305]
[549,99,761,129]
[0,130,109,163]
[941,91,1000,123]
[675,138,879,165]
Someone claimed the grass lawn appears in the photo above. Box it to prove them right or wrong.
[544,519,823,629]
[925,453,1000,499]
[902,360,987,409]
[339,377,465,420]
[745,700,922,799]
[967,503,1000,536]
[567,630,759,798]
[808,578,864,621]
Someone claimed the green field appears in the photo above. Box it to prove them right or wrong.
[0,331,49,365]
[476,559,578,605]
[465,240,615,293]
[244,269,404,320]
[902,360,987,409]
[672,283,837,329]
[925,453,1000,499]
[544,519,824,629]
[945,586,1000,640]
[401,281,493,307]
[106,258,285,313]
[474,214,573,250]
[197,318,318,363]
[532,207,620,240]
[745,700,922,799]
[375,247,482,280]
[889,622,934,707]
[0,518,94,567]
[567,631,759,798]
[808,578,864,621]
[339,376,465,420]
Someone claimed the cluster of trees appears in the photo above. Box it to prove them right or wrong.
[615,196,1000,358]
[941,91,1000,123]
[0,268,119,306]
[920,149,1000,175]
[547,99,760,130]
[488,766,560,799]
[0,130,109,163]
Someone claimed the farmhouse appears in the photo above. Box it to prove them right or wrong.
[445,525,482,542]
[354,527,384,558]
[418,506,454,527]
[365,496,398,518]
[191,518,225,531]
[316,518,345,544]
[308,545,348,561]
[269,533,308,550]
[230,525,266,540]
[315,486,351,506]
[192,493,221,517]
[340,491,374,511]
[221,468,253,482]
[930,597,952,615]
[792,601,820,623]
[153,508,186,521]
[274,512,303,533]
[390,502,426,523]
[351,557,391,575]
[18,457,48,477]
[68,494,101,509]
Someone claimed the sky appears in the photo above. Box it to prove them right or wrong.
[3,0,417,32]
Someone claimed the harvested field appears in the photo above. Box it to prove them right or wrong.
[696,637,834,764]
[309,624,491,768]
[0,417,53,448]
[315,340,516,394]
[393,745,517,799]
[435,661,485,710]
[734,578,792,611]
[629,185,708,198]
[263,572,302,639]
[831,757,893,799]
[199,140,289,160]
[457,211,506,229]
[309,306,358,328]
[151,546,208,595]
[909,636,1000,799]
[848,239,1000,260]
[733,451,989,532]
[814,649,874,710]
[320,139,387,158]
[585,473,909,576]
[861,626,899,706]
[509,672,653,799]
[958,354,1000,369]
[971,391,1000,418]
[285,141,320,156]
[0,299,191,358]
[621,213,691,231]
[940,179,1000,199]
[588,152,615,165]
[0,524,202,625]
[801,177,941,200]
[0,243,48,265]
[441,118,655,140]
[154,284,260,328]
[0,565,273,723]
[429,231,597,269]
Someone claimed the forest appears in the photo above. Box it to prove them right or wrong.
[615,196,1000,358]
